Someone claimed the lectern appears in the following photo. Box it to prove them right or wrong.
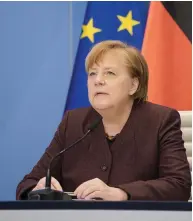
[0,201,191,221]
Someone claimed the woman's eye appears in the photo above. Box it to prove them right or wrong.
[88,72,96,76]
[107,71,115,75]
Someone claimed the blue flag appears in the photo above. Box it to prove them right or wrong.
[65,1,150,111]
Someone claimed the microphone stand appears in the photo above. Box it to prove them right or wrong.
[28,162,72,200]
[28,187,72,200]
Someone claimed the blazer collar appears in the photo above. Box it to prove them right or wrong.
[84,99,143,134]
[83,99,144,149]
[82,100,144,169]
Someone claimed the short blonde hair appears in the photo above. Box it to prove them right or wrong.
[85,40,149,101]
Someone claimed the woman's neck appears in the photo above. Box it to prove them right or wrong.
[99,100,134,136]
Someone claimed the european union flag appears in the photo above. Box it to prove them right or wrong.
[65,2,150,111]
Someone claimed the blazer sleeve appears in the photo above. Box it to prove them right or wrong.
[16,111,69,200]
[118,109,191,201]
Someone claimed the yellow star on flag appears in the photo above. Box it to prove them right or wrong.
[117,11,140,36]
[80,18,102,43]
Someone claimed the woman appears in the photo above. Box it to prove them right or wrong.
[16,40,191,201]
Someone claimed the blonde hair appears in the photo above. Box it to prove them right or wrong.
[85,40,149,101]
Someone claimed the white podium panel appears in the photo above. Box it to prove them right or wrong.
[0,209,191,221]
[0,201,191,221]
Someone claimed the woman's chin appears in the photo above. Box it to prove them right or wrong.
[92,101,112,110]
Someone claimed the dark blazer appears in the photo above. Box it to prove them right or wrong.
[16,100,191,200]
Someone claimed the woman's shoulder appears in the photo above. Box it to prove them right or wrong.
[65,106,92,118]
[62,106,100,132]
[139,101,178,115]
[135,100,180,123]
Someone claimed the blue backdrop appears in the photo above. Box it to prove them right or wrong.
[0,1,87,200]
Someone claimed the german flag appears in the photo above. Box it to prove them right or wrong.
[142,1,192,110]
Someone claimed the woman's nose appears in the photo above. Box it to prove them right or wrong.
[95,73,106,86]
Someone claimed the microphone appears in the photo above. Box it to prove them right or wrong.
[28,118,101,200]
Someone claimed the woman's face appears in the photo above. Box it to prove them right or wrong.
[87,49,139,110]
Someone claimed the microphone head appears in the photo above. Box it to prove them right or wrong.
[88,117,102,131]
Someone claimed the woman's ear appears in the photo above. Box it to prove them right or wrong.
[129,77,139,96]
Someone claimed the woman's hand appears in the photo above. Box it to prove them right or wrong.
[74,178,128,201]
[32,177,63,191]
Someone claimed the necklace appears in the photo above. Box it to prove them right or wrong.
[105,133,118,141]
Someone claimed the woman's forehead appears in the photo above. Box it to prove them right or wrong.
[90,51,127,69]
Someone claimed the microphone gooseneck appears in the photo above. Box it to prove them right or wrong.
[45,129,91,189]
[28,117,102,200]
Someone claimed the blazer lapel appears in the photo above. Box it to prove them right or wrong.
[110,100,140,166]
[83,108,112,175]
[83,100,142,167]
